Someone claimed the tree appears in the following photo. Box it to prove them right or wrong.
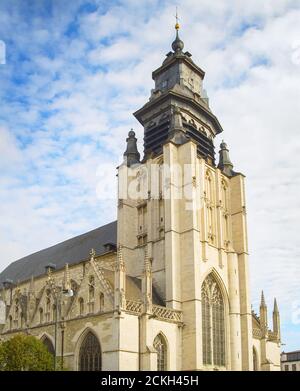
[0,334,53,371]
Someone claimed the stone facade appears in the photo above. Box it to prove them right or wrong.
[0,28,281,371]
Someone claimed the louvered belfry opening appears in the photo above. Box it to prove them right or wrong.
[144,119,215,164]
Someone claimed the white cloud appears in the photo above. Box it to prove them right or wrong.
[0,0,299,350]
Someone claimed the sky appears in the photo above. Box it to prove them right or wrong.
[0,0,300,351]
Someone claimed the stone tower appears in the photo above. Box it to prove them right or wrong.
[117,25,255,371]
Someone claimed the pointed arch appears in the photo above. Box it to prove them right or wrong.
[78,329,101,371]
[99,292,104,312]
[253,347,259,371]
[153,332,168,371]
[39,307,43,324]
[201,272,226,367]
[200,268,229,304]
[78,297,84,316]
[41,334,55,356]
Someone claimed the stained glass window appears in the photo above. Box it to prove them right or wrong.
[154,334,167,371]
[201,274,225,367]
[79,332,101,371]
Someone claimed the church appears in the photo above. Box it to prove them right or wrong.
[0,24,281,371]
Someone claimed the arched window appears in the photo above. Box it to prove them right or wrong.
[153,334,167,371]
[201,274,225,367]
[79,298,84,316]
[8,315,12,330]
[42,336,55,356]
[45,298,51,322]
[79,331,101,371]
[52,304,57,321]
[88,276,95,313]
[99,293,104,312]
[39,308,43,324]
[253,347,258,371]
[89,276,95,300]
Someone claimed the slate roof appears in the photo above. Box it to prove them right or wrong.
[0,221,117,287]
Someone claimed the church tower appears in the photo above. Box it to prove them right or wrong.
[117,22,265,371]
[0,17,282,373]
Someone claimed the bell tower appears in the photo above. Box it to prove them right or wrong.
[134,21,222,164]
[117,21,253,371]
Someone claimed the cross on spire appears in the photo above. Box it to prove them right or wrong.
[175,6,180,30]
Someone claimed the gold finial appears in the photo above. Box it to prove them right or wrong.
[175,6,180,30]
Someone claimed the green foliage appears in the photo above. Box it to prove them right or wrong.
[0,334,53,371]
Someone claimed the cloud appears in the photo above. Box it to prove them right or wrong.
[0,0,299,350]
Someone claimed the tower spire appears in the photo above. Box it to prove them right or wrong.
[218,140,235,177]
[273,298,279,313]
[123,129,140,167]
[172,7,184,53]
[260,290,266,307]
[175,6,180,31]
[273,298,280,341]
[260,290,268,337]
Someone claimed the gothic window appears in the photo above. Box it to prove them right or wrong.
[79,298,84,316]
[201,274,225,367]
[79,332,101,371]
[45,298,51,322]
[52,304,57,321]
[42,336,55,356]
[205,171,215,243]
[253,348,258,371]
[9,315,12,330]
[138,205,147,234]
[89,276,95,300]
[153,334,167,371]
[39,308,43,324]
[88,276,95,313]
[99,293,104,312]
[221,180,229,211]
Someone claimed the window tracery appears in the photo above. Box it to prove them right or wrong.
[153,334,167,371]
[79,332,101,371]
[201,274,225,367]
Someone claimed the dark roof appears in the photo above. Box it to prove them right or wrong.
[0,221,117,287]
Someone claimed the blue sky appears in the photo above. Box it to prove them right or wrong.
[0,0,300,351]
